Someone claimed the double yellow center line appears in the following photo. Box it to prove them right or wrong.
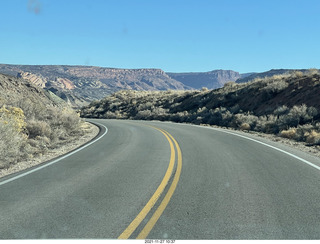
[118,126,182,239]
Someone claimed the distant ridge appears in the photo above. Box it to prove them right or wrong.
[167,70,242,89]
[0,64,190,107]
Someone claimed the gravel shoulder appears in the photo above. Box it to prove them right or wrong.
[0,122,99,179]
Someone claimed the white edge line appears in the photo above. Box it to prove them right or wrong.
[0,121,108,186]
[194,124,320,171]
[138,120,320,171]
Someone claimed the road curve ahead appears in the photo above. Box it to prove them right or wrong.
[0,119,320,239]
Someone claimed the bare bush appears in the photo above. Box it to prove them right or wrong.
[26,120,52,139]
[240,123,251,131]
[280,128,297,139]
[305,130,320,145]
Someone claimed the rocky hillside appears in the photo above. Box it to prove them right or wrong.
[167,70,243,89]
[0,73,64,107]
[81,70,320,146]
[0,64,191,107]
[0,73,92,170]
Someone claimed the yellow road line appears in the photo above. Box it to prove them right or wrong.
[137,129,183,239]
[118,126,176,239]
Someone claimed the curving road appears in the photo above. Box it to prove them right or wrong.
[0,119,320,239]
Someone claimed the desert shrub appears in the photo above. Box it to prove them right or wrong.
[280,128,297,139]
[229,104,241,114]
[138,102,153,110]
[307,68,319,76]
[0,106,27,168]
[26,120,52,139]
[136,110,152,120]
[274,105,289,117]
[103,111,117,119]
[264,121,279,134]
[279,127,306,141]
[205,107,233,126]
[240,123,251,131]
[0,106,26,132]
[254,114,279,133]
[254,115,268,132]
[281,104,315,127]
[170,111,189,122]
[153,107,169,116]
[0,122,24,168]
[292,71,304,78]
[261,79,289,93]
[305,130,320,145]
[27,136,51,155]
[59,108,81,134]
[0,101,87,168]
[307,106,318,121]
[201,87,209,92]
[231,113,258,129]
[224,81,237,87]
[221,110,233,127]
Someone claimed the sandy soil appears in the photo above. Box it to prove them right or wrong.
[0,122,99,179]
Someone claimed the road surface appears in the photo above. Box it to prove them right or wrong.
[0,119,320,239]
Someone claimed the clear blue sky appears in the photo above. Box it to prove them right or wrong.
[1,0,320,73]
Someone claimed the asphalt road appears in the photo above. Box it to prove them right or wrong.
[0,119,320,239]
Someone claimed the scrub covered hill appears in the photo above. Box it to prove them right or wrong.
[81,69,320,146]
[0,73,91,170]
